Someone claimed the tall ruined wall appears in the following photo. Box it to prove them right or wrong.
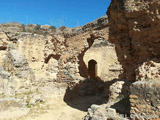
[107,0,160,119]
[107,0,160,82]
[0,16,120,96]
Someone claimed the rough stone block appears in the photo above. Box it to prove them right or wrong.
[130,80,160,120]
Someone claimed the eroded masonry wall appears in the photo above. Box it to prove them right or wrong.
[107,0,160,119]
[130,80,160,120]
[107,0,160,82]
[0,16,112,96]
[83,37,122,81]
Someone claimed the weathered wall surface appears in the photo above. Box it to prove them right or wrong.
[107,0,160,82]
[0,15,120,96]
[17,34,59,81]
[84,37,122,81]
[0,32,8,66]
[107,0,160,119]
[130,80,160,120]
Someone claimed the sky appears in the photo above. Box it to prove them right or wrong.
[0,0,111,28]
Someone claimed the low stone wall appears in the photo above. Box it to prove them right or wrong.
[130,80,160,120]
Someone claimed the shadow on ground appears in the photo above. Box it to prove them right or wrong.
[63,77,118,111]
[111,96,130,117]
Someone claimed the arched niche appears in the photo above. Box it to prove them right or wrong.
[88,59,97,79]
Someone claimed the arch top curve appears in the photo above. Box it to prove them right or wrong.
[88,59,97,64]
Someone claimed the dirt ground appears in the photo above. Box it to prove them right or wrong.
[0,81,107,120]
[21,96,86,120]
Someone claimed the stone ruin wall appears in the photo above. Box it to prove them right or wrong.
[0,15,122,96]
[108,0,160,119]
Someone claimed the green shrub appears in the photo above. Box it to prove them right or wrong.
[34,24,41,31]
[21,24,26,32]
[49,25,56,30]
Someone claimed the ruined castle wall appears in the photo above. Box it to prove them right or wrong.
[108,0,160,82]
[108,0,160,119]
[0,16,115,95]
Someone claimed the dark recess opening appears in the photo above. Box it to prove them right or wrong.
[77,35,96,78]
[88,59,97,79]
[44,54,61,63]
[0,46,7,50]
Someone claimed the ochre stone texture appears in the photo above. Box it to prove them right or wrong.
[130,80,160,120]
[108,0,160,82]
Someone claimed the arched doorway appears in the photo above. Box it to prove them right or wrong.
[88,59,97,79]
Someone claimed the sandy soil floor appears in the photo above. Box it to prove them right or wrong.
[22,96,86,120]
